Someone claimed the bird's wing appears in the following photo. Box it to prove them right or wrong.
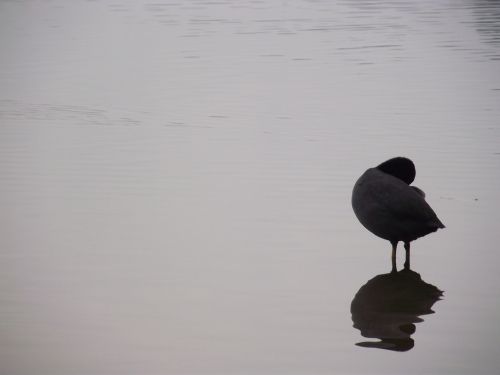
[369,174,440,225]
[411,186,425,198]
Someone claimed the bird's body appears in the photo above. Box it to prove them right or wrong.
[352,157,444,270]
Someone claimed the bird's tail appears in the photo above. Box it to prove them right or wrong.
[436,218,445,229]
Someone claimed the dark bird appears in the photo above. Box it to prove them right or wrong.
[352,157,445,270]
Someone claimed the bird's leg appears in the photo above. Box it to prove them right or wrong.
[404,242,410,270]
[391,241,398,273]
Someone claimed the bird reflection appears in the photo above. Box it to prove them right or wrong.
[351,267,442,351]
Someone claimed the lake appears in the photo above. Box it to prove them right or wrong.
[1,0,499,374]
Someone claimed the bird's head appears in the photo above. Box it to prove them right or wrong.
[376,157,416,185]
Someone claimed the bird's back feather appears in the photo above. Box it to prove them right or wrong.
[352,168,444,242]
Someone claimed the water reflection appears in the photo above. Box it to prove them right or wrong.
[473,0,500,47]
[351,268,443,351]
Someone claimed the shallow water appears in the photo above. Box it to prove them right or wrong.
[1,0,500,374]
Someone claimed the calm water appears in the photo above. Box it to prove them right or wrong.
[1,0,500,374]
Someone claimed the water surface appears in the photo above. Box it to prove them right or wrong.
[1,1,500,374]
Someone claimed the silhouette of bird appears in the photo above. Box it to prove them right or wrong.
[352,157,445,270]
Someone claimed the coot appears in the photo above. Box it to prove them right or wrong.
[352,157,445,270]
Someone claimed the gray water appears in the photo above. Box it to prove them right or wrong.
[1,0,500,374]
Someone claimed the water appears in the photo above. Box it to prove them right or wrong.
[0,0,499,374]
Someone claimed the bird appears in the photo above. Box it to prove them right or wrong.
[351,157,445,270]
